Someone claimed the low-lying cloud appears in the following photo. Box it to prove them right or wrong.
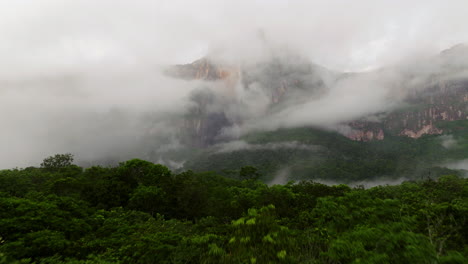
[445,159,468,172]
[0,68,202,168]
[215,140,320,153]
[440,135,457,149]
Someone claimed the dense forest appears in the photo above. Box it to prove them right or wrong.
[183,121,468,183]
[1,154,467,263]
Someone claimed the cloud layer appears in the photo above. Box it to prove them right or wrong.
[1,0,468,168]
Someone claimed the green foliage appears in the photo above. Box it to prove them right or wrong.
[239,166,261,181]
[326,223,437,264]
[128,185,166,216]
[0,156,467,263]
[41,154,75,170]
[228,205,295,262]
[184,125,468,182]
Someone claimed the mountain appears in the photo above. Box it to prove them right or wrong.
[347,45,468,140]
[166,53,335,146]
[163,45,468,183]
[167,45,467,143]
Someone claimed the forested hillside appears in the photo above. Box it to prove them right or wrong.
[1,155,466,263]
[183,120,468,183]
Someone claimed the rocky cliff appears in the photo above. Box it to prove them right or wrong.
[167,46,468,144]
[168,56,331,146]
[347,70,468,141]
[168,58,241,97]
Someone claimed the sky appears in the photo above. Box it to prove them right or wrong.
[0,0,467,168]
[1,0,468,74]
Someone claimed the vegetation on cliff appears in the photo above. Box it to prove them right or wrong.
[184,121,468,183]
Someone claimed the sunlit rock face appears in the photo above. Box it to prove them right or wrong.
[168,58,241,98]
[168,58,238,81]
[346,121,385,141]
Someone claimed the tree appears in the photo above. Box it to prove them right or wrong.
[208,205,296,263]
[40,153,74,169]
[239,166,261,181]
[325,223,437,264]
[128,185,166,216]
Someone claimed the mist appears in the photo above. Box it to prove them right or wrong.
[215,140,320,153]
[1,0,468,168]
[445,159,468,176]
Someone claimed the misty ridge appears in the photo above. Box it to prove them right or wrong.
[0,0,467,172]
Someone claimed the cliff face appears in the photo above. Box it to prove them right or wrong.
[169,58,240,81]
[346,121,385,141]
[182,111,231,147]
[347,79,468,141]
[168,58,241,97]
[166,59,241,146]
[168,56,331,146]
[168,56,330,102]
[344,45,468,141]
[168,46,468,145]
